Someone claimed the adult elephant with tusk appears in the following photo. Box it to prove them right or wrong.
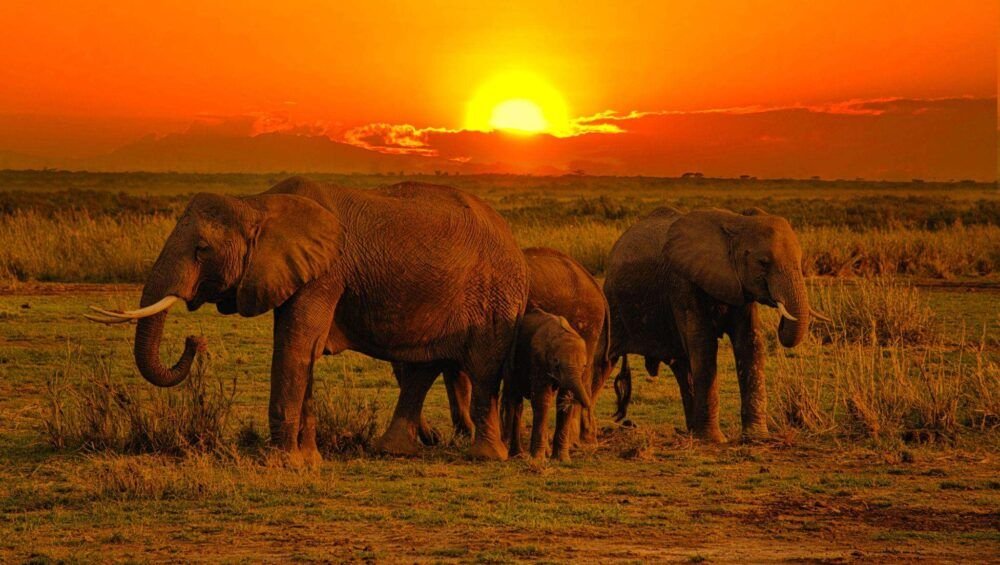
[605,206,828,442]
[87,177,529,465]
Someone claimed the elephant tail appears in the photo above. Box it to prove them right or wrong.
[612,354,632,422]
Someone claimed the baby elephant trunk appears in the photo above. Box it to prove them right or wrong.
[560,365,592,409]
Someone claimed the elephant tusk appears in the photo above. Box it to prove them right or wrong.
[775,302,798,322]
[809,307,833,323]
[87,296,179,320]
[83,313,136,325]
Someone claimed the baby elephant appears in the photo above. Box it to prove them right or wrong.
[505,309,592,461]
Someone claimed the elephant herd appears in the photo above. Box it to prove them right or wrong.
[87,177,821,465]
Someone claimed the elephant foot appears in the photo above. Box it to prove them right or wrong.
[417,419,443,447]
[376,420,423,457]
[741,424,769,443]
[267,448,305,469]
[692,426,728,444]
[469,436,508,461]
[301,446,323,468]
[452,420,474,438]
[555,451,571,463]
[529,446,546,461]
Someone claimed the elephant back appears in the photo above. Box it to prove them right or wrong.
[523,247,607,358]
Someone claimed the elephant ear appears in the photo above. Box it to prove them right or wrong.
[664,209,745,305]
[236,194,342,317]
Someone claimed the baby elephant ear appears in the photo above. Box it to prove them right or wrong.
[664,209,745,306]
[236,194,342,317]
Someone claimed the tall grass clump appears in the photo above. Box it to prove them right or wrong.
[810,277,936,346]
[770,332,1000,442]
[0,210,173,283]
[313,380,384,456]
[42,348,236,455]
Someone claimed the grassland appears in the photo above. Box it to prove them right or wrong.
[0,171,997,562]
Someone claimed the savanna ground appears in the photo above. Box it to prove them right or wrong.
[0,171,998,563]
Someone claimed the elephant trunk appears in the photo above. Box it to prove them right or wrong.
[771,269,810,348]
[133,271,204,388]
[561,367,592,410]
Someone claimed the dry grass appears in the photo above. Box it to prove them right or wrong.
[2,208,999,284]
[313,380,384,456]
[770,330,1000,444]
[801,225,1000,279]
[42,347,236,455]
[0,211,172,283]
[43,348,387,459]
[810,277,937,346]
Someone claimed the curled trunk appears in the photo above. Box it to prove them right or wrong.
[133,282,203,387]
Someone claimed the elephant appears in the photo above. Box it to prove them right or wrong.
[604,206,826,442]
[442,247,612,455]
[86,177,529,464]
[504,308,592,461]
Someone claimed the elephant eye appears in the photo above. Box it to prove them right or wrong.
[195,242,210,258]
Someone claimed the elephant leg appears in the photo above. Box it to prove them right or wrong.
[644,356,661,377]
[667,357,695,431]
[297,371,322,467]
[551,389,577,462]
[465,350,509,461]
[730,304,768,439]
[269,289,336,466]
[443,369,475,437]
[376,362,440,456]
[687,329,725,442]
[529,384,555,459]
[506,394,525,457]
[390,362,442,446]
[579,404,598,445]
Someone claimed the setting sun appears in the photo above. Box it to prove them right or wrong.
[489,99,547,133]
[465,71,570,136]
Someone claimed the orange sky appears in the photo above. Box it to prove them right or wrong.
[0,1,996,179]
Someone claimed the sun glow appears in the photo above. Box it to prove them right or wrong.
[489,99,547,133]
[465,71,570,136]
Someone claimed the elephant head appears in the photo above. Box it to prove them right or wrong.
[87,192,342,387]
[539,317,593,410]
[664,208,813,347]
